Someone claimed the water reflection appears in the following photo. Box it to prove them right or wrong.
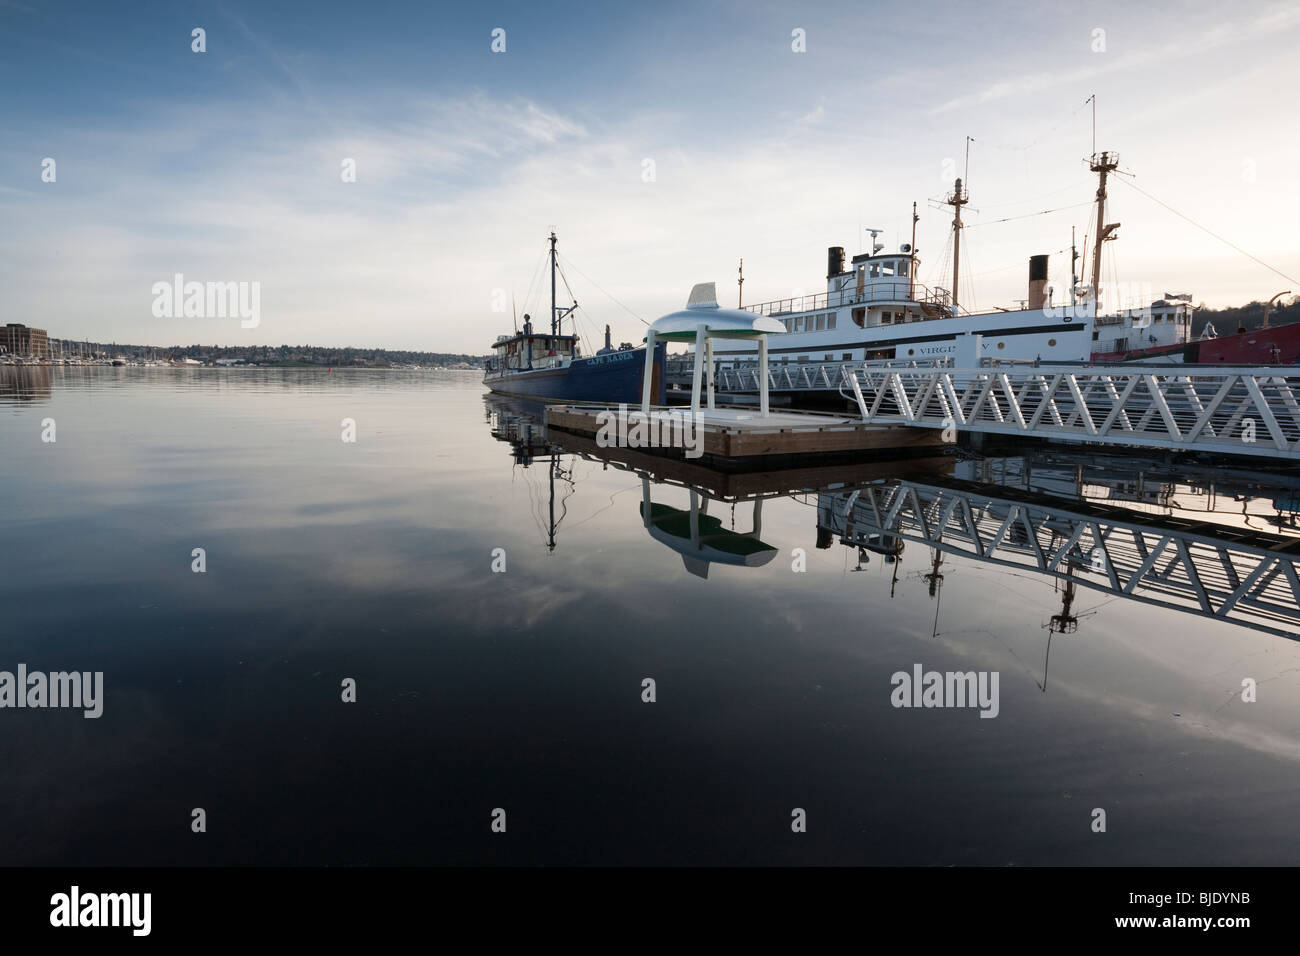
[0,365,53,403]
[486,394,1300,641]
[639,479,778,578]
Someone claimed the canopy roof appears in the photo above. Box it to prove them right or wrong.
[646,282,786,342]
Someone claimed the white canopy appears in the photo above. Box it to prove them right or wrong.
[640,282,786,415]
[647,283,786,341]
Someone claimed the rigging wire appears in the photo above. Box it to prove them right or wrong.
[1115,176,1300,287]
[964,200,1093,228]
[977,97,1093,154]
[968,245,1071,279]
[974,183,1087,210]
[557,252,651,326]
[553,260,592,355]
[519,246,549,325]
[960,230,977,313]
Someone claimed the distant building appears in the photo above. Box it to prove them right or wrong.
[0,323,50,358]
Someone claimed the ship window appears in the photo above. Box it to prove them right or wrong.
[824,354,833,361]
[1048,338,1057,347]
[784,318,793,331]
[795,317,804,332]
[843,353,852,360]
[827,313,836,329]
[815,315,825,331]
[880,261,895,276]
[997,341,1005,350]
[797,355,808,362]
[852,308,866,328]
[881,312,892,325]
[869,263,880,278]
[1092,331,1099,340]
[897,260,909,277]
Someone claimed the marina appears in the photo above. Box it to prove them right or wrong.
[3,363,1300,873]
[7,0,1300,918]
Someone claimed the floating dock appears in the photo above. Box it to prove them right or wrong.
[549,428,953,498]
[546,405,945,460]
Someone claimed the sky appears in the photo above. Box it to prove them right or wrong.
[2,0,1299,354]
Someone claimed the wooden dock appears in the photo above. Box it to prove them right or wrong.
[548,429,953,499]
[545,404,945,460]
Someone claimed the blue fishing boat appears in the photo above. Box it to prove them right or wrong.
[483,231,665,405]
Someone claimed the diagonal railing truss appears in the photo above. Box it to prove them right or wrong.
[844,365,1300,459]
[831,479,1300,638]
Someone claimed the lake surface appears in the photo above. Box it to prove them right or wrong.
[2,365,1300,865]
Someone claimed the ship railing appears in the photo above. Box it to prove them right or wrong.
[741,282,952,317]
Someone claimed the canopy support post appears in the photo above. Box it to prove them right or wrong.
[640,330,657,414]
[691,323,708,415]
[705,335,715,410]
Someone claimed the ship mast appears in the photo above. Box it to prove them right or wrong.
[946,178,968,314]
[909,202,918,301]
[738,257,744,308]
[549,230,558,335]
[1088,151,1120,304]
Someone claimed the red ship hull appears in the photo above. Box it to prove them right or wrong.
[1090,321,1300,365]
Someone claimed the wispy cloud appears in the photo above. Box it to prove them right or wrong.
[929,4,1300,115]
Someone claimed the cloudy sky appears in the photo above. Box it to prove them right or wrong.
[2,0,1298,353]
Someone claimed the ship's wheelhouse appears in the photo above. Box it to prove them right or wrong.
[487,330,579,373]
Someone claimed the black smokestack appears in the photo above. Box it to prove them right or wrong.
[827,246,846,279]
[1028,255,1049,310]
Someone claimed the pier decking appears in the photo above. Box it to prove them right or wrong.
[545,405,945,459]
[549,428,953,497]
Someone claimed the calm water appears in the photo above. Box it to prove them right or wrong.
[2,365,1300,865]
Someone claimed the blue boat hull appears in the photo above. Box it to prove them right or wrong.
[483,344,666,405]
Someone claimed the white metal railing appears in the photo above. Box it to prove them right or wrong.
[842,365,1300,459]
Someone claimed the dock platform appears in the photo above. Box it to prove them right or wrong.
[545,405,945,459]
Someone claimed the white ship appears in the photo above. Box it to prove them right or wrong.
[704,156,1160,369]
[711,235,1094,368]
